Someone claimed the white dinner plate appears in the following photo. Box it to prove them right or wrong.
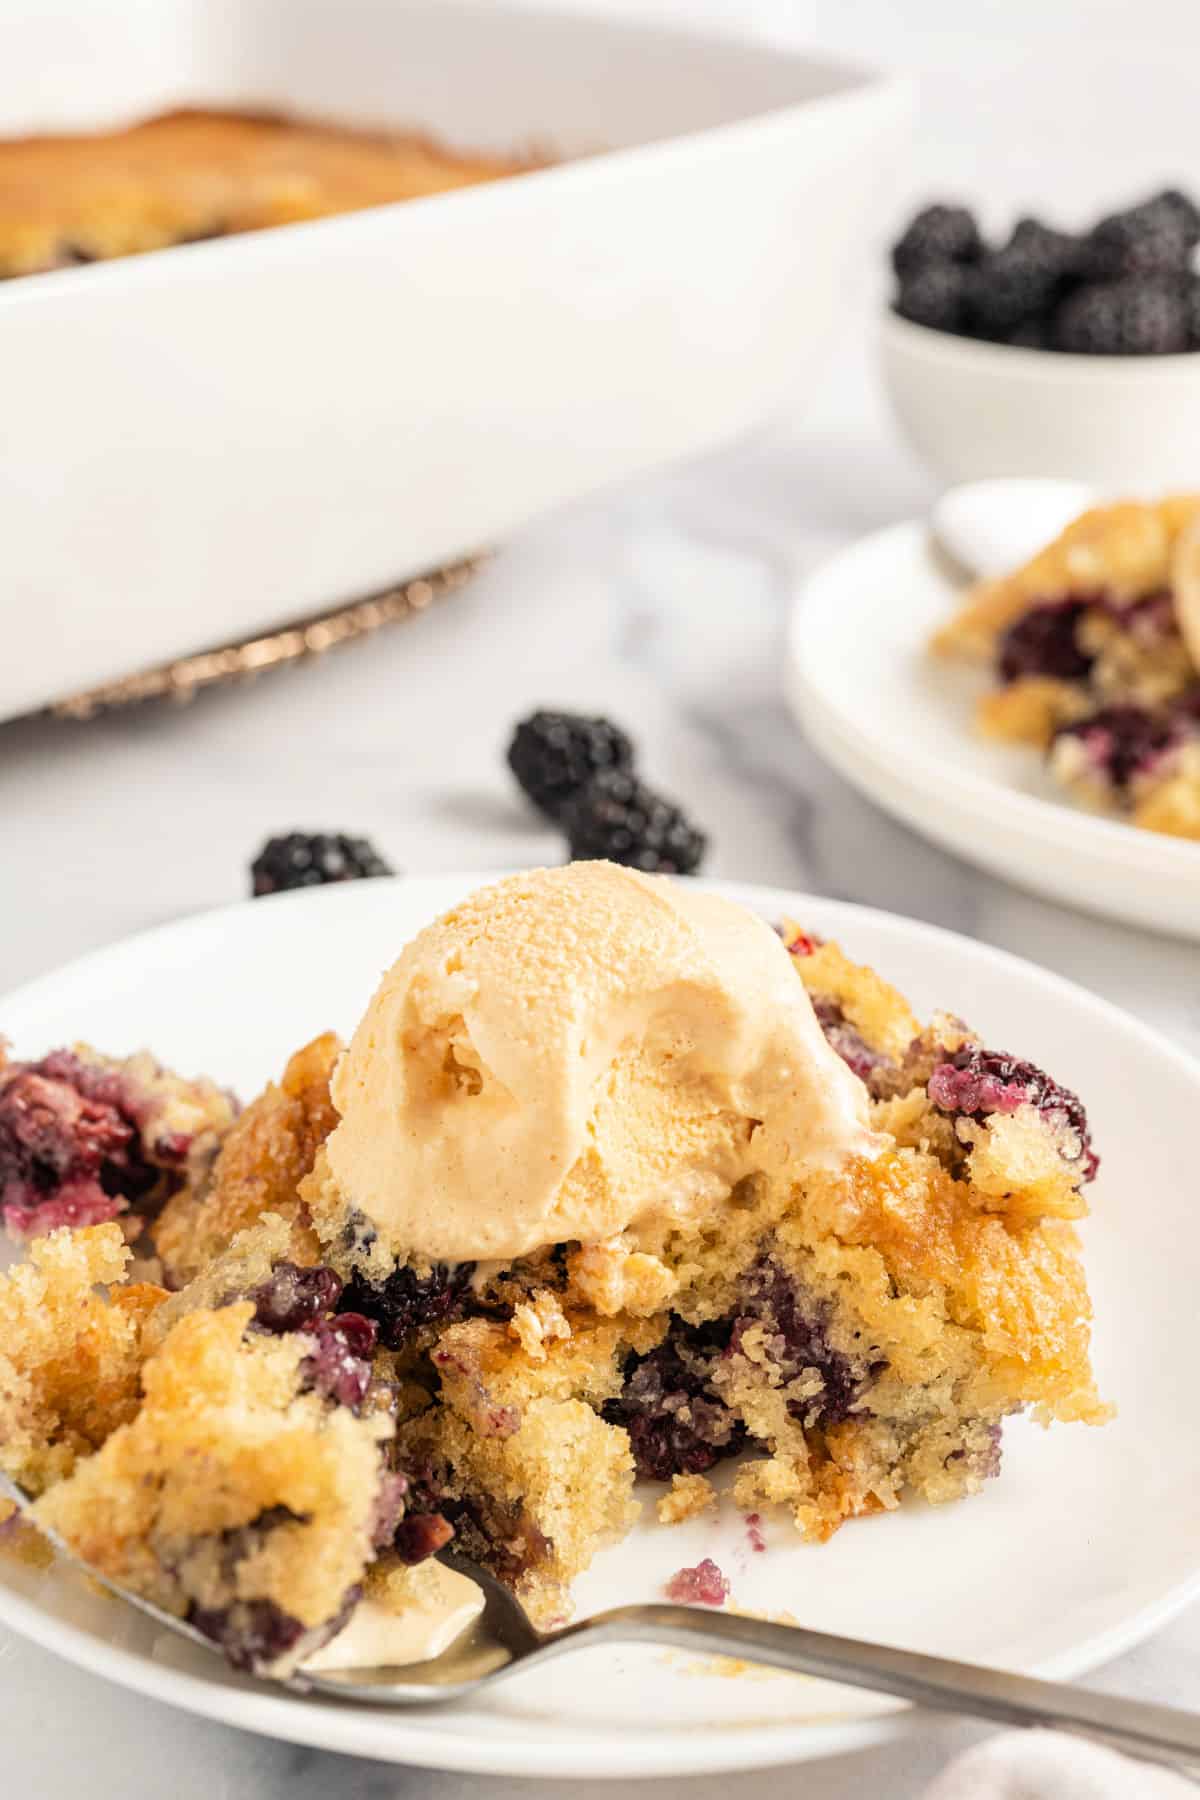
[786,521,1200,939]
[1,874,1198,1778]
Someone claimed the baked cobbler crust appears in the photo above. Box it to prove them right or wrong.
[0,108,536,279]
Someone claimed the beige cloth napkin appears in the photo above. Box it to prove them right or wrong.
[924,1731,1196,1798]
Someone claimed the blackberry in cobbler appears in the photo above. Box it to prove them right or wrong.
[929,1046,1098,1181]
[250,1260,379,1411]
[338,1259,474,1349]
[0,1047,226,1240]
[1052,705,1183,793]
[605,1318,744,1482]
[733,1258,885,1430]
[996,598,1095,685]
[250,832,393,896]
[811,998,894,1088]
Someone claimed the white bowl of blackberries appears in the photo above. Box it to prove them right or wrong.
[881,189,1200,488]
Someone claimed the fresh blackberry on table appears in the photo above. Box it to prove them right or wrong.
[562,769,707,875]
[1084,195,1197,281]
[1054,278,1188,355]
[250,832,393,896]
[895,262,969,333]
[507,710,635,819]
[891,204,982,279]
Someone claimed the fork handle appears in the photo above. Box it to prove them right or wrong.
[542,1605,1200,1776]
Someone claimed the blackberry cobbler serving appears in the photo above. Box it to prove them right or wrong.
[0,865,1109,1679]
[934,495,1200,839]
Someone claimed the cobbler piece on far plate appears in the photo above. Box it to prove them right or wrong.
[932,494,1200,839]
[0,1044,236,1242]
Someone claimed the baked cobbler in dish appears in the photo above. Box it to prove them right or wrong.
[0,865,1109,1678]
[933,495,1200,839]
[0,108,535,280]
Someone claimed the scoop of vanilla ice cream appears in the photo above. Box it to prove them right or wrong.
[325,862,874,1264]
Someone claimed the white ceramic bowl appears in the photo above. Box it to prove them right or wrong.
[880,310,1200,489]
[0,0,909,722]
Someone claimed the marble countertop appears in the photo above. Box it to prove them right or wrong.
[1,331,1198,1798]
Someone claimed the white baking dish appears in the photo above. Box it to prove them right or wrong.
[0,0,908,720]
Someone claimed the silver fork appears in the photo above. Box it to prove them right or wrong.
[5,1475,1200,1778]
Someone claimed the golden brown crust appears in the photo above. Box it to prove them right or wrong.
[155,1033,338,1286]
[0,1225,166,1493]
[0,108,536,277]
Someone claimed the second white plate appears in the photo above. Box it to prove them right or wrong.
[786,521,1200,938]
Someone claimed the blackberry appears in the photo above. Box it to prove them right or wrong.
[0,1050,160,1239]
[1151,187,1200,244]
[506,710,634,820]
[734,1259,883,1429]
[1052,704,1180,790]
[928,1046,1097,1181]
[189,1597,308,1673]
[394,1512,455,1565]
[250,1262,343,1333]
[891,204,982,279]
[250,832,393,897]
[562,769,706,875]
[811,997,894,1088]
[338,1259,473,1350]
[1084,197,1195,280]
[997,598,1095,684]
[300,1313,378,1411]
[894,262,969,333]
[605,1318,744,1483]
[1055,279,1188,355]
[1007,217,1083,281]
[1186,276,1200,349]
[966,229,1078,339]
